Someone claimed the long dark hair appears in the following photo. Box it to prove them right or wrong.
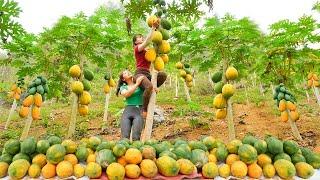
[116,71,127,96]
[132,34,143,46]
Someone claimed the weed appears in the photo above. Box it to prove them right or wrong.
[189,118,201,128]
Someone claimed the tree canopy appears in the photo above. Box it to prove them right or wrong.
[1,0,320,99]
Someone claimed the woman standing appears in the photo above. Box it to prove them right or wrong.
[116,70,145,140]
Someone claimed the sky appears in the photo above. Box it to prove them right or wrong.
[16,0,320,34]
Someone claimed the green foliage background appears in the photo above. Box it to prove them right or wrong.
[0,0,319,101]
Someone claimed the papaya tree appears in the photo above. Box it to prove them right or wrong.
[170,19,199,101]
[163,0,208,101]
[177,29,203,101]
[274,84,302,140]
[89,6,148,130]
[2,33,38,131]
[184,15,262,140]
[121,0,209,103]
[135,0,209,140]
[0,0,25,105]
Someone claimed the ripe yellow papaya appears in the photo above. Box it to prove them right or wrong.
[23,95,34,107]
[278,100,286,112]
[289,110,299,121]
[34,93,43,107]
[280,111,289,122]
[32,106,41,120]
[286,101,296,111]
[19,106,30,118]
[145,48,156,62]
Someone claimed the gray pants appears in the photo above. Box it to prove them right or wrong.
[121,106,144,141]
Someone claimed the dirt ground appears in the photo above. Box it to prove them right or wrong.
[86,101,320,149]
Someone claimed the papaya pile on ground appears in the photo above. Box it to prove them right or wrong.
[18,76,48,120]
[175,62,193,88]
[307,72,319,88]
[212,66,238,119]
[0,134,319,179]
[69,65,95,116]
[273,84,299,122]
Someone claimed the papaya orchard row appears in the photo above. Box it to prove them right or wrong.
[0,134,319,179]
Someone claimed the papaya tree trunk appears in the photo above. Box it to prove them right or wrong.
[175,74,179,98]
[67,54,84,138]
[305,90,310,103]
[287,110,302,141]
[222,51,236,141]
[141,69,157,142]
[20,107,33,140]
[253,71,257,87]
[103,62,112,129]
[227,99,236,140]
[102,92,111,130]
[193,75,196,87]
[244,82,249,105]
[169,74,172,87]
[0,66,11,82]
[183,81,192,102]
[271,84,275,94]
[312,86,320,106]
[0,66,4,82]
[67,93,78,138]
[260,83,265,97]
[5,99,17,129]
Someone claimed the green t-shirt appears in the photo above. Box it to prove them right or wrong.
[120,85,143,106]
